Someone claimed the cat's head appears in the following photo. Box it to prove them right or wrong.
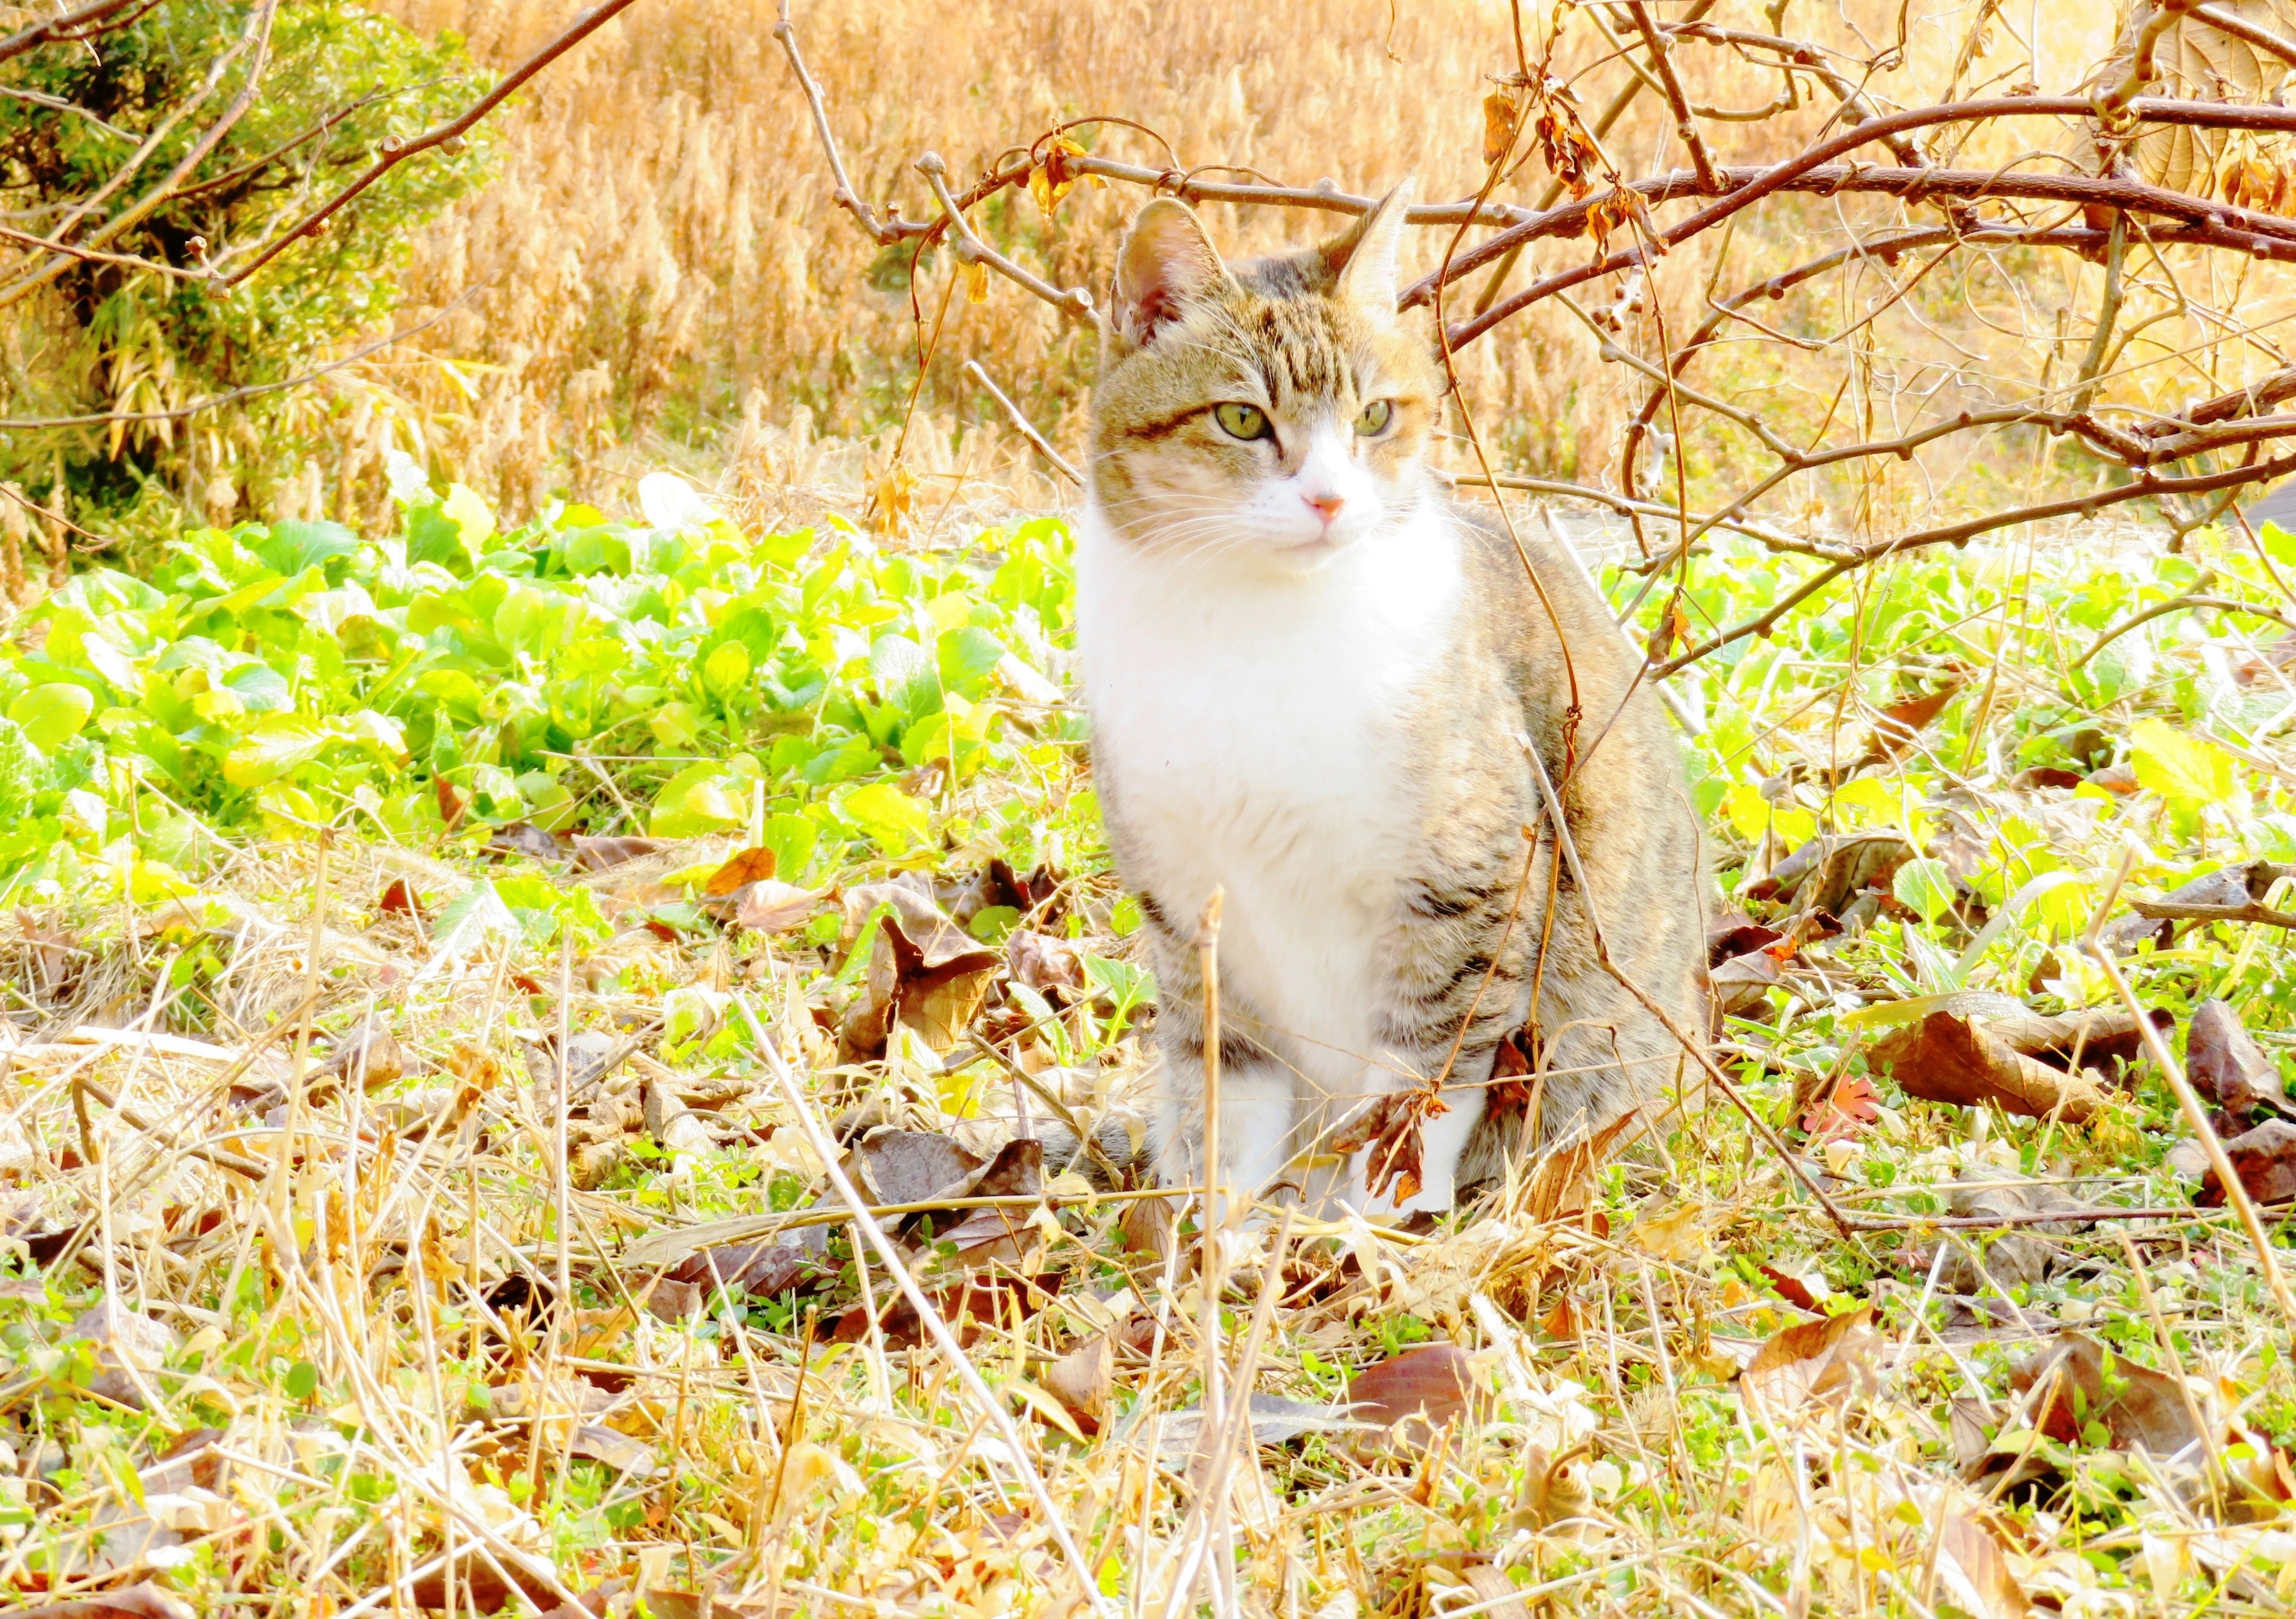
[1089,186,1443,571]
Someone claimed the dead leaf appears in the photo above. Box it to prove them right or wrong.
[1326,1086,1453,1206]
[1866,1011,2108,1123]
[1986,1004,2167,1078]
[318,1016,403,1093]
[62,1294,178,1409]
[1935,1510,2033,1619]
[1802,1072,1880,1140]
[2188,999,2291,1120]
[570,1423,661,1476]
[1629,1202,1713,1263]
[1347,1343,1482,1450]
[1740,1307,1876,1416]
[1996,1334,2206,1471]
[1120,1194,1174,1260]
[1936,1168,2093,1292]
[435,775,467,831]
[1707,912,1786,964]
[926,1138,1045,1263]
[571,835,668,873]
[2200,1119,2296,1206]
[704,845,775,896]
[1008,927,1086,997]
[1711,948,1783,1017]
[1044,1331,1113,1433]
[1850,676,1964,772]
[855,1127,981,1206]
[1521,1109,1641,1223]
[839,885,999,1057]
[731,878,829,933]
[1504,1443,1594,1532]
[488,821,561,861]
[651,1238,813,1319]
[1482,87,1522,168]
[1758,1265,1823,1313]
[833,1271,1060,1349]
[1746,831,1917,914]
[1459,1565,1533,1619]
[378,877,425,921]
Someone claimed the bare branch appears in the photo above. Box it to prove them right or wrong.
[222,0,644,288]
[962,360,1082,486]
[913,152,1095,323]
[1626,0,1724,193]
[0,0,149,64]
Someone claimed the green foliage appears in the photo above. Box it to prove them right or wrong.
[0,3,495,515]
[0,469,1078,903]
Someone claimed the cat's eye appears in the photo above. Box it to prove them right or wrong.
[1213,401,1271,441]
[1355,399,1394,437]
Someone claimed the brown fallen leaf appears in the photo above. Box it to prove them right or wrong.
[2188,999,2291,1120]
[1740,1307,1876,1416]
[571,834,668,873]
[435,775,468,831]
[2010,765,2085,790]
[925,1138,1045,1263]
[1329,1084,1451,1206]
[840,883,999,1057]
[1347,1343,1482,1450]
[1119,1194,1174,1260]
[1747,831,1918,915]
[1008,927,1086,997]
[731,878,830,933]
[1503,1443,1595,1532]
[318,1016,403,1093]
[1866,1011,2108,1123]
[2199,1119,2296,1206]
[1706,912,1786,965]
[1978,1334,2206,1487]
[1802,1071,1880,1140]
[1985,1006,2166,1074]
[1849,675,1963,773]
[1935,1168,2092,1292]
[62,1294,179,1409]
[1758,1265,1823,1313]
[378,877,425,921]
[1043,1331,1114,1433]
[1934,1509,2033,1619]
[1629,1202,1713,1263]
[1711,948,1783,1017]
[1521,1109,1641,1224]
[638,1591,772,1619]
[704,844,775,895]
[488,820,561,860]
[833,1271,1061,1349]
[854,1127,982,1206]
[1458,1565,1533,1619]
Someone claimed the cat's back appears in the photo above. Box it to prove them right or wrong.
[1443,500,1708,997]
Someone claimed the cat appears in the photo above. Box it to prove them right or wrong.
[1074,186,1709,1218]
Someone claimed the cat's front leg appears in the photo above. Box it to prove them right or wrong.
[1140,913,1298,1225]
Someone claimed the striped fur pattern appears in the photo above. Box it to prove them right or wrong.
[1076,190,1708,1215]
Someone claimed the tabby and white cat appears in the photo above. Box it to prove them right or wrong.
[1076,189,1707,1216]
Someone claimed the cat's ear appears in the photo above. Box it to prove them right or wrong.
[1326,180,1415,313]
[1111,199,1228,350]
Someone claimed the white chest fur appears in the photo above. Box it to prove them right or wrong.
[1076,505,1465,1095]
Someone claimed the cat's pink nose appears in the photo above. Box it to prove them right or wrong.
[1303,492,1345,525]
